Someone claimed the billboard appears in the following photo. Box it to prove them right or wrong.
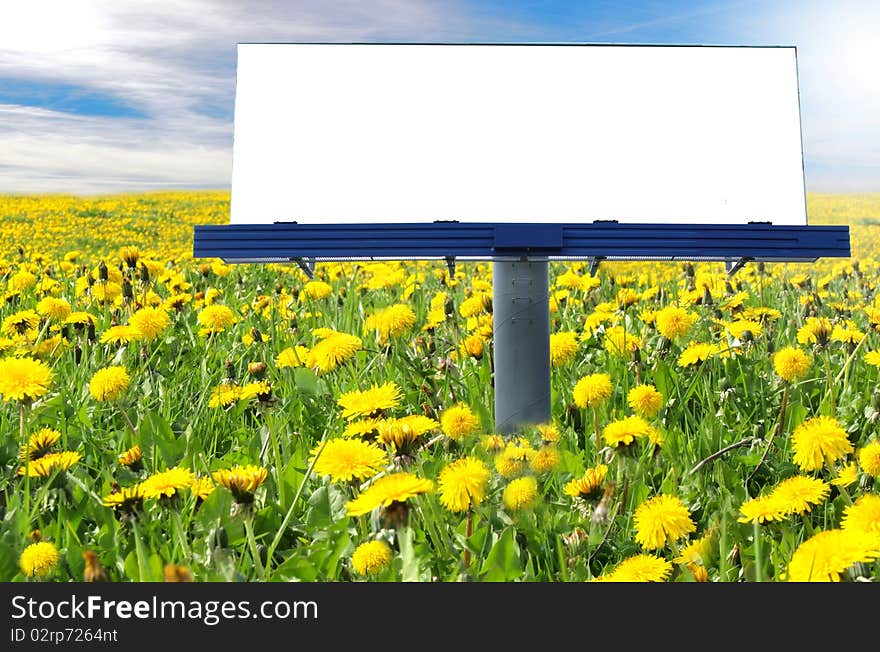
[229,43,807,226]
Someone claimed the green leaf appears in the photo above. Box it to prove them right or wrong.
[480,527,522,582]
[140,410,185,467]
[398,526,423,582]
[305,483,347,529]
[294,368,319,395]
[0,541,20,581]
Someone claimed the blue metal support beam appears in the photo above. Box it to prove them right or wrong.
[193,222,850,263]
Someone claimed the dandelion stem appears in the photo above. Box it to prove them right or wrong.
[264,429,331,579]
[20,402,30,527]
[463,511,473,569]
[243,512,265,578]
[687,437,755,476]
[752,518,764,582]
[120,407,138,438]
[593,407,601,458]
[748,384,789,484]
[833,333,867,386]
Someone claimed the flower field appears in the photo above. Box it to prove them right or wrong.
[2,191,880,582]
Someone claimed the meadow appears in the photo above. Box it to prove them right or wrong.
[1,191,879,582]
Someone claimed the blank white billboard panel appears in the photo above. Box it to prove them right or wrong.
[230,44,807,226]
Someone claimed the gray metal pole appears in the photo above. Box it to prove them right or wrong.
[492,259,551,434]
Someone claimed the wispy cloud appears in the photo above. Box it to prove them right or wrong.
[0,0,462,193]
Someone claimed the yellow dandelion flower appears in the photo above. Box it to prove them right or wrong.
[482,434,506,452]
[118,445,142,468]
[859,440,880,478]
[773,346,811,382]
[726,319,763,340]
[102,484,145,510]
[20,427,61,461]
[459,293,492,318]
[786,529,880,582]
[88,366,130,401]
[0,356,53,402]
[550,332,580,366]
[351,540,393,576]
[276,345,310,369]
[673,532,714,567]
[239,380,272,401]
[502,476,539,511]
[190,476,216,501]
[20,541,59,578]
[345,472,433,517]
[536,423,561,443]
[529,445,560,473]
[141,467,196,499]
[440,403,480,440]
[128,306,170,342]
[494,443,535,478]
[831,461,859,487]
[603,325,641,357]
[364,304,417,344]
[771,475,830,515]
[841,494,880,538]
[8,270,37,292]
[461,334,485,359]
[563,464,608,499]
[627,384,664,417]
[100,325,140,345]
[831,321,864,345]
[338,382,403,420]
[306,332,362,373]
[634,494,696,550]
[18,450,81,478]
[63,311,95,328]
[796,317,833,346]
[791,415,853,472]
[438,457,491,512]
[197,304,236,333]
[212,464,269,503]
[342,418,382,438]
[310,438,388,483]
[208,381,241,408]
[573,373,612,409]
[864,350,880,367]
[36,297,71,321]
[602,415,659,448]
[738,494,789,524]
[677,342,714,367]
[655,306,696,339]
[593,554,673,582]
[2,310,41,336]
[302,280,333,300]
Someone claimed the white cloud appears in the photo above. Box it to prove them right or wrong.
[0,0,462,193]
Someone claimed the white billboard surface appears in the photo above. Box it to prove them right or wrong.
[230,44,807,226]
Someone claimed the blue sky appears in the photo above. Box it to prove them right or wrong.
[0,0,877,194]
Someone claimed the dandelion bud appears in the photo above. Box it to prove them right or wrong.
[163,564,193,582]
[122,278,134,300]
[248,361,267,378]
[98,260,108,282]
[702,287,713,306]
[139,262,150,284]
